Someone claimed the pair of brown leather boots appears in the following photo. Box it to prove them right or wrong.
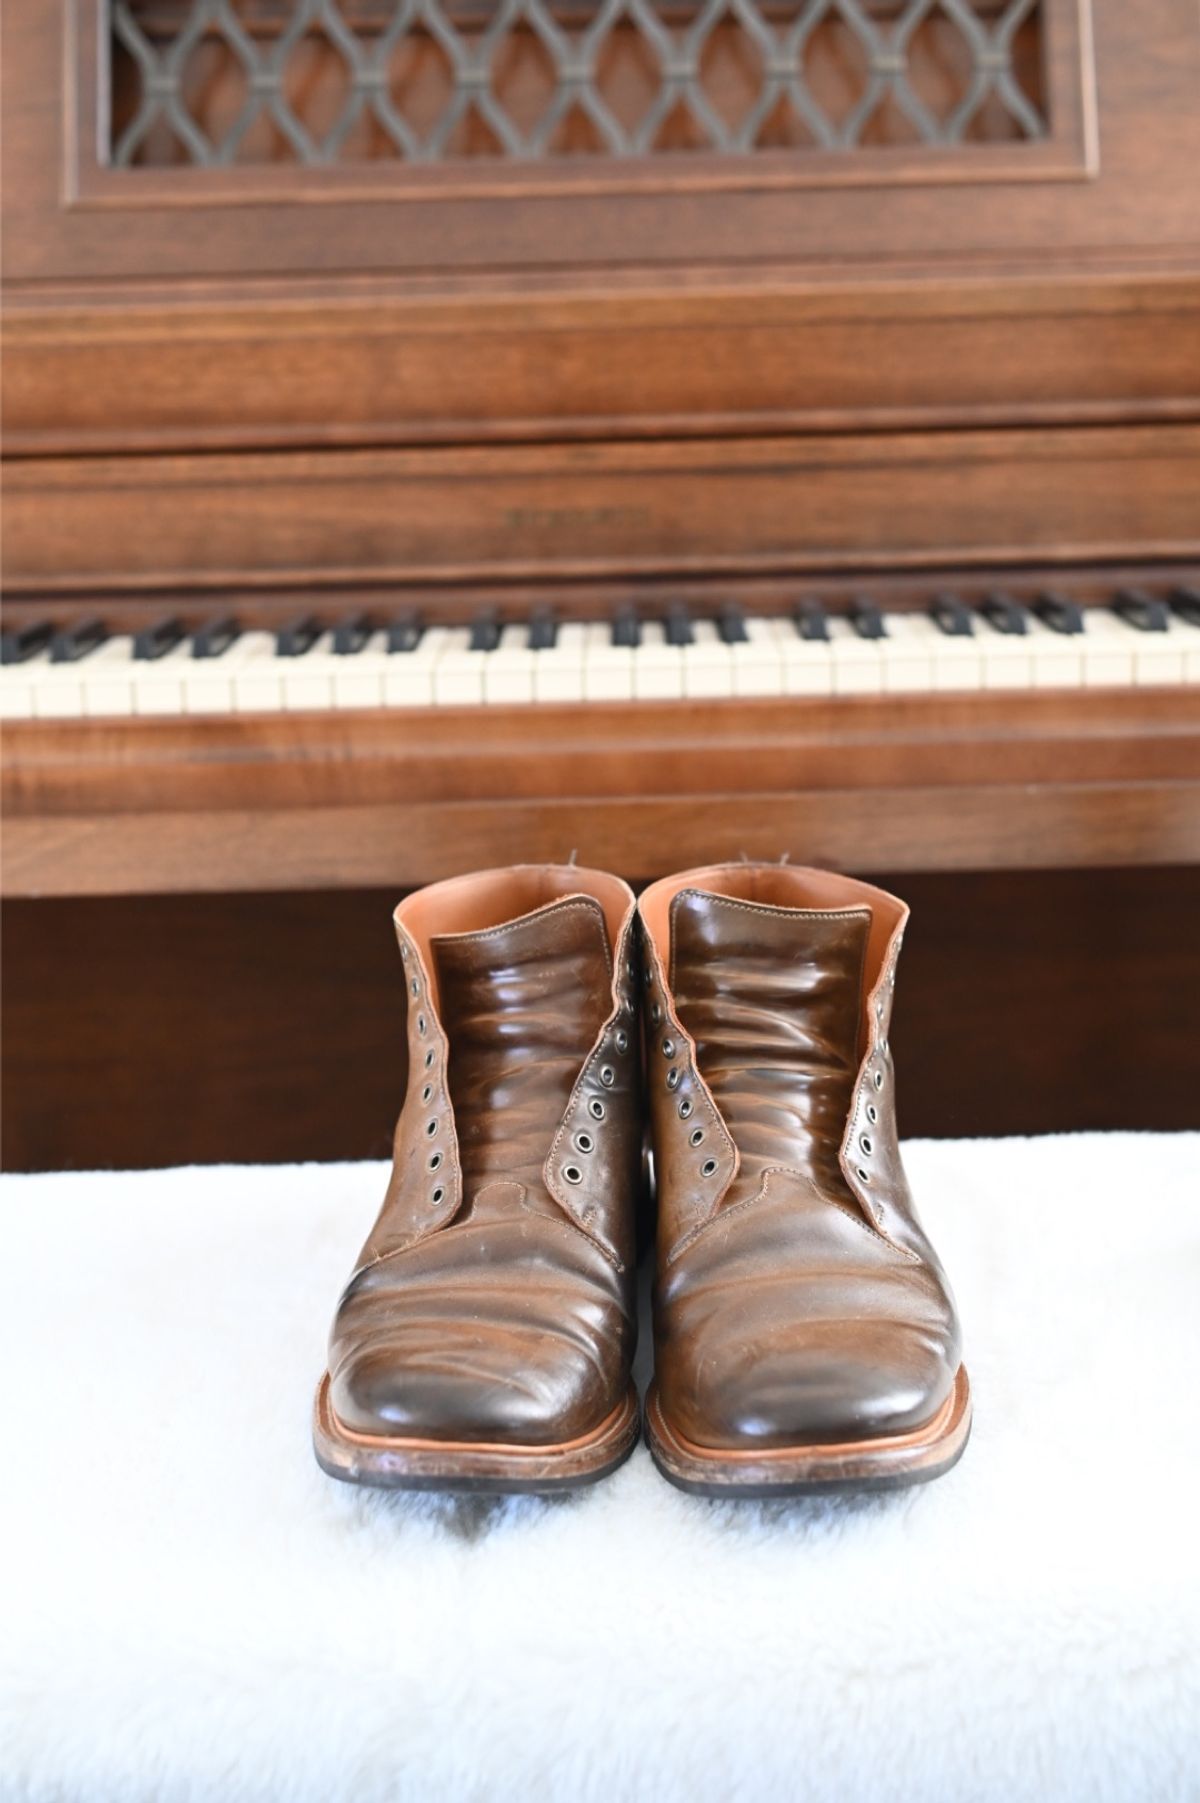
[313,862,970,1498]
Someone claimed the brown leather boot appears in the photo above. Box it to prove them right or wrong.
[639,863,970,1496]
[314,865,642,1492]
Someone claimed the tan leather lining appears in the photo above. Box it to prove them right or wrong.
[639,863,904,1058]
[397,864,633,1010]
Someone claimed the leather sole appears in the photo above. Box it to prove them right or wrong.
[312,1374,641,1494]
[644,1364,972,1498]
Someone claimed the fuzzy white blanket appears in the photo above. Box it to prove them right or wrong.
[2,1135,1198,1803]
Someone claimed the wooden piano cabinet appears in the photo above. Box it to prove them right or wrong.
[4,866,1198,1172]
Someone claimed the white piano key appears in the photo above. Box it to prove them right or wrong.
[767,618,834,695]
[924,617,985,691]
[582,622,634,701]
[1078,611,1136,687]
[331,630,389,710]
[132,643,195,715]
[0,650,47,718]
[827,617,886,694]
[1023,614,1085,689]
[184,631,276,714]
[280,631,339,710]
[433,627,488,706]
[876,614,936,693]
[26,648,89,718]
[1171,613,1200,681]
[632,621,685,700]
[975,616,1035,691]
[533,621,587,703]
[727,616,785,696]
[81,637,139,716]
[233,635,291,712]
[682,620,734,699]
[484,623,536,705]
[382,626,448,708]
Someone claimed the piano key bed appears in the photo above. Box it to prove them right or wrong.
[4,588,1200,718]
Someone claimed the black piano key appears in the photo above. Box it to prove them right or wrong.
[849,599,887,641]
[387,614,423,653]
[930,594,974,637]
[1170,585,1200,627]
[793,600,829,642]
[611,608,641,649]
[664,604,694,647]
[1,621,54,665]
[1033,592,1085,635]
[981,592,1029,636]
[469,612,501,653]
[134,617,185,661]
[717,604,749,645]
[333,613,372,655]
[527,607,557,651]
[50,618,109,664]
[1114,588,1170,633]
[276,615,321,657]
[191,616,240,660]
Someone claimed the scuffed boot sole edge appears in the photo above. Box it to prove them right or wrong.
[313,1374,641,1495]
[644,1365,972,1499]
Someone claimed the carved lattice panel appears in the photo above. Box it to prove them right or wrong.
[110,0,1048,167]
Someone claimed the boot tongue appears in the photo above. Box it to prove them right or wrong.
[431,895,611,1207]
[669,889,870,1196]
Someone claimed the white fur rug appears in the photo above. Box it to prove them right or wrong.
[2,1134,1198,1803]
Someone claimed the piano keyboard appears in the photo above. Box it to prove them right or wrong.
[4,591,1199,719]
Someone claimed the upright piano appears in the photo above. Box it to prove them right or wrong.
[3,0,1199,1166]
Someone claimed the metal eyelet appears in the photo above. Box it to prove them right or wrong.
[615,1029,629,1054]
[588,1097,606,1121]
[690,1127,704,1148]
[431,1186,445,1206]
[873,1070,884,1090]
[857,1168,871,1184]
[661,1037,675,1058]
[416,1014,427,1036]
[700,1157,717,1177]
[411,977,420,998]
[425,1049,435,1069]
[643,967,653,987]
[400,943,409,961]
[860,1134,873,1156]
[563,1163,583,1185]
[651,1003,663,1025]
[876,999,884,1019]
[666,1067,680,1091]
[574,1131,595,1154]
[600,1065,615,1087]
[678,1097,693,1119]
[866,1103,878,1125]
[425,1118,438,1138]
[428,1151,442,1172]
[421,1084,433,1103]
